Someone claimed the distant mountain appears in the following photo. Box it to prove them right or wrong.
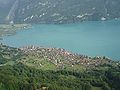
[0,0,120,24]
[0,0,16,23]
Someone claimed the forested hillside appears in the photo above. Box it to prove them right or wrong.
[1,0,120,24]
[0,44,120,90]
[16,0,120,24]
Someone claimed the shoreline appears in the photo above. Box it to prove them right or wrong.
[0,24,31,37]
[1,43,119,67]
[1,42,119,61]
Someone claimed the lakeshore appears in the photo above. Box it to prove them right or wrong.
[0,21,120,90]
[0,43,120,90]
[0,43,119,70]
[1,21,120,60]
[0,24,31,37]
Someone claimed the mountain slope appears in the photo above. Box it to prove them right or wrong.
[0,0,120,24]
[15,0,120,24]
[0,44,120,90]
[0,0,16,23]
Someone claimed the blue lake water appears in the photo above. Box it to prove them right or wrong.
[2,20,120,60]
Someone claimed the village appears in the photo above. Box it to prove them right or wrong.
[19,45,119,69]
[0,43,119,70]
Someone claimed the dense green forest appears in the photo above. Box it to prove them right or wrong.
[0,63,120,90]
[0,44,120,90]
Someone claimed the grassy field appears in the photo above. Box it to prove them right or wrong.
[92,87,102,90]
[19,56,57,70]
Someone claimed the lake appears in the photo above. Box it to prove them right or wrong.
[1,20,120,60]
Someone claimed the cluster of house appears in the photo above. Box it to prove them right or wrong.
[20,45,118,69]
